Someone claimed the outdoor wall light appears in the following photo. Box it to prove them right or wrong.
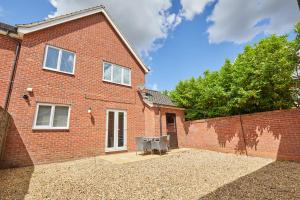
[26,87,33,93]
[88,107,92,114]
[22,94,29,100]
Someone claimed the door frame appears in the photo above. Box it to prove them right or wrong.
[105,109,127,152]
[166,113,179,149]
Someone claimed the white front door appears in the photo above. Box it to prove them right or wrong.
[105,109,127,152]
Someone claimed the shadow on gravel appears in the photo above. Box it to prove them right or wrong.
[199,161,300,200]
[0,118,34,200]
[0,166,34,200]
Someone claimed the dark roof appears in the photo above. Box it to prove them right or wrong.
[141,89,176,107]
[0,22,17,33]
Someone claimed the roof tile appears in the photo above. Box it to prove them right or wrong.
[141,89,176,107]
[0,22,17,33]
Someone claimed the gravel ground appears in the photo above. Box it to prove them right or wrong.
[0,149,299,200]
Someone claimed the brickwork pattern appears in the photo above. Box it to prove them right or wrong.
[0,35,17,107]
[181,109,300,161]
[1,13,147,167]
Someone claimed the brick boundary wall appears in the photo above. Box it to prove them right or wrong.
[0,107,11,161]
[180,108,300,161]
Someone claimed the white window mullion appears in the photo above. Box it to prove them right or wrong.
[124,112,127,148]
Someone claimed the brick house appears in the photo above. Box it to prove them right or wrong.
[0,6,185,168]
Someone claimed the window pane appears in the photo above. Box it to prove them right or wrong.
[60,51,74,73]
[113,66,122,84]
[36,105,52,126]
[103,63,112,81]
[53,106,69,127]
[45,47,59,69]
[118,112,124,147]
[123,68,131,85]
[107,111,115,148]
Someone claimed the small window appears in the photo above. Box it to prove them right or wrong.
[103,62,131,86]
[113,66,122,84]
[103,63,112,80]
[33,103,70,129]
[43,45,76,74]
[123,68,131,85]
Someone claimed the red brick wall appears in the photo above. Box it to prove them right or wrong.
[181,109,300,161]
[1,13,147,168]
[0,35,17,107]
[144,106,156,136]
[144,106,185,144]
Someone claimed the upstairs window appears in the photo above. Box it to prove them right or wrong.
[43,45,76,74]
[33,103,71,130]
[103,62,131,86]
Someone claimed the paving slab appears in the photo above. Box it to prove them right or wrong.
[97,148,191,164]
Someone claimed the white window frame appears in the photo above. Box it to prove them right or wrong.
[33,103,71,130]
[105,109,127,152]
[102,62,131,86]
[43,45,76,75]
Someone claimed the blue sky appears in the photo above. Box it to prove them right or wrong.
[0,0,299,91]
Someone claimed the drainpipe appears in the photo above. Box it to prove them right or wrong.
[3,32,21,111]
[0,31,21,161]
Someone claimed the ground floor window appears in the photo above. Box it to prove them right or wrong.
[33,103,71,130]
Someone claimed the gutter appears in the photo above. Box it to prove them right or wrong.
[152,104,185,110]
[0,29,20,39]
[1,30,22,111]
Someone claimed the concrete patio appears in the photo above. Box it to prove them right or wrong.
[99,148,190,164]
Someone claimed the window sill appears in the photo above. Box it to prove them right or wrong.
[32,127,69,131]
[43,67,75,76]
[105,147,128,153]
[102,80,132,88]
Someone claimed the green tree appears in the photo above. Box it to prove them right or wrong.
[292,22,300,106]
[171,32,297,120]
[161,90,170,96]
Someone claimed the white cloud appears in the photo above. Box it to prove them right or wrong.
[48,0,300,55]
[49,0,58,7]
[151,83,158,91]
[207,0,300,44]
[48,0,179,56]
[180,0,214,20]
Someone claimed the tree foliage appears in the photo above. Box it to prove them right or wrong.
[171,28,299,120]
[161,90,170,96]
[293,22,300,106]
